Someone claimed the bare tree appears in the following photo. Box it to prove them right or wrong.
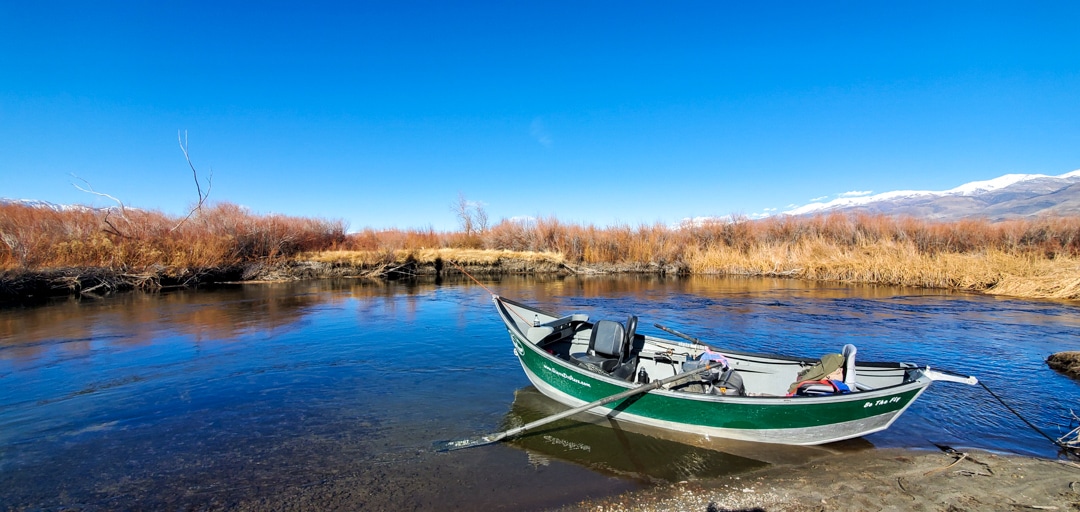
[172,130,213,231]
[475,202,489,233]
[452,193,488,236]
[454,193,475,236]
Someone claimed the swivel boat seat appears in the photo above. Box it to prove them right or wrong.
[573,316,638,380]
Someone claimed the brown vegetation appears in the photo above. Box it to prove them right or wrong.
[4,201,1080,299]
[0,202,346,298]
[0,202,346,270]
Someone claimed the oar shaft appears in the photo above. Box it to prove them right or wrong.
[487,362,718,443]
[654,323,704,346]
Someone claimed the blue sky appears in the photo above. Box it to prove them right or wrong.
[2,2,1078,231]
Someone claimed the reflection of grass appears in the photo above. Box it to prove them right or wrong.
[5,201,1080,299]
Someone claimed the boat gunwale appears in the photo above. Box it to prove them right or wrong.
[496,296,917,370]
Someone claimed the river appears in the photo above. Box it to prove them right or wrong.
[2,276,1078,510]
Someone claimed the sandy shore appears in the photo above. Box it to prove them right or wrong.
[558,448,1080,512]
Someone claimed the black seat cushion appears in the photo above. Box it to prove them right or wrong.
[572,320,636,380]
[589,320,626,358]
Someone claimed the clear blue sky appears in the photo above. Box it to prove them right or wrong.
[2,1,1078,231]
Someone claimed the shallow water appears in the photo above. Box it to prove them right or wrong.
[1,276,1078,510]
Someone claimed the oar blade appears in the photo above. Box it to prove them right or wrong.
[433,434,500,452]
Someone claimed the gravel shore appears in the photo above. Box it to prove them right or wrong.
[556,448,1080,512]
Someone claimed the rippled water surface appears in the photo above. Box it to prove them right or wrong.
[2,276,1079,510]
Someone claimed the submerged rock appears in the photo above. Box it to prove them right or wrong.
[1047,351,1080,379]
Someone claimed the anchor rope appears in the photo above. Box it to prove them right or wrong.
[446,258,498,297]
[446,258,532,325]
[979,381,1068,452]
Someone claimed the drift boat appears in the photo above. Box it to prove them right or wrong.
[494,295,978,446]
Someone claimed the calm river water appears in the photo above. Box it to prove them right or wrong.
[2,276,1079,510]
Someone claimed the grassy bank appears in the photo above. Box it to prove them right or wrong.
[3,201,1080,300]
[682,238,1080,299]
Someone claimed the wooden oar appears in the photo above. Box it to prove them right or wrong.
[434,362,721,452]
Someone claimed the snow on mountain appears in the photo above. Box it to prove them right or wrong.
[0,199,107,212]
[3,199,67,210]
[784,169,1080,220]
[945,173,1051,195]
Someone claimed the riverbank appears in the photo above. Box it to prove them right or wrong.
[260,246,1080,301]
[0,249,652,304]
[558,448,1080,512]
[5,246,1080,304]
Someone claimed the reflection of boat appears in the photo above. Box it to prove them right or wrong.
[502,386,771,482]
[502,386,877,481]
[494,296,979,446]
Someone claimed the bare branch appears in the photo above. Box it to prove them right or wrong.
[178,130,203,202]
[71,174,127,216]
[172,130,213,232]
[71,173,130,237]
[101,209,129,238]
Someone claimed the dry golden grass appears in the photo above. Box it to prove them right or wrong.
[985,259,1080,299]
[685,236,1080,299]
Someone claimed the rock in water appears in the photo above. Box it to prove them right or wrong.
[1047,351,1080,379]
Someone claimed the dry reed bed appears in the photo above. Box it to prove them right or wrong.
[0,202,347,270]
[4,201,1080,299]
[683,240,1080,298]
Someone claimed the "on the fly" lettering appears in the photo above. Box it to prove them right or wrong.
[863,396,902,408]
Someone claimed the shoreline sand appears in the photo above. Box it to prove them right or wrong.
[557,448,1080,512]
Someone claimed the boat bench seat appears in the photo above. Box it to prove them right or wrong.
[526,314,589,343]
[525,326,554,342]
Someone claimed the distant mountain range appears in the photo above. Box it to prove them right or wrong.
[784,169,1080,221]
[0,199,95,212]
[9,170,1080,224]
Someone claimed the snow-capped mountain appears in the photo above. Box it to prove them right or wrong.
[0,198,108,212]
[784,169,1080,221]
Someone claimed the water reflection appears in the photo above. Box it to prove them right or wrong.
[502,386,874,482]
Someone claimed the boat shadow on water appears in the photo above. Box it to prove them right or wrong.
[500,386,875,484]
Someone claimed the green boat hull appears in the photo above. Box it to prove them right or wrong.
[509,331,931,445]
